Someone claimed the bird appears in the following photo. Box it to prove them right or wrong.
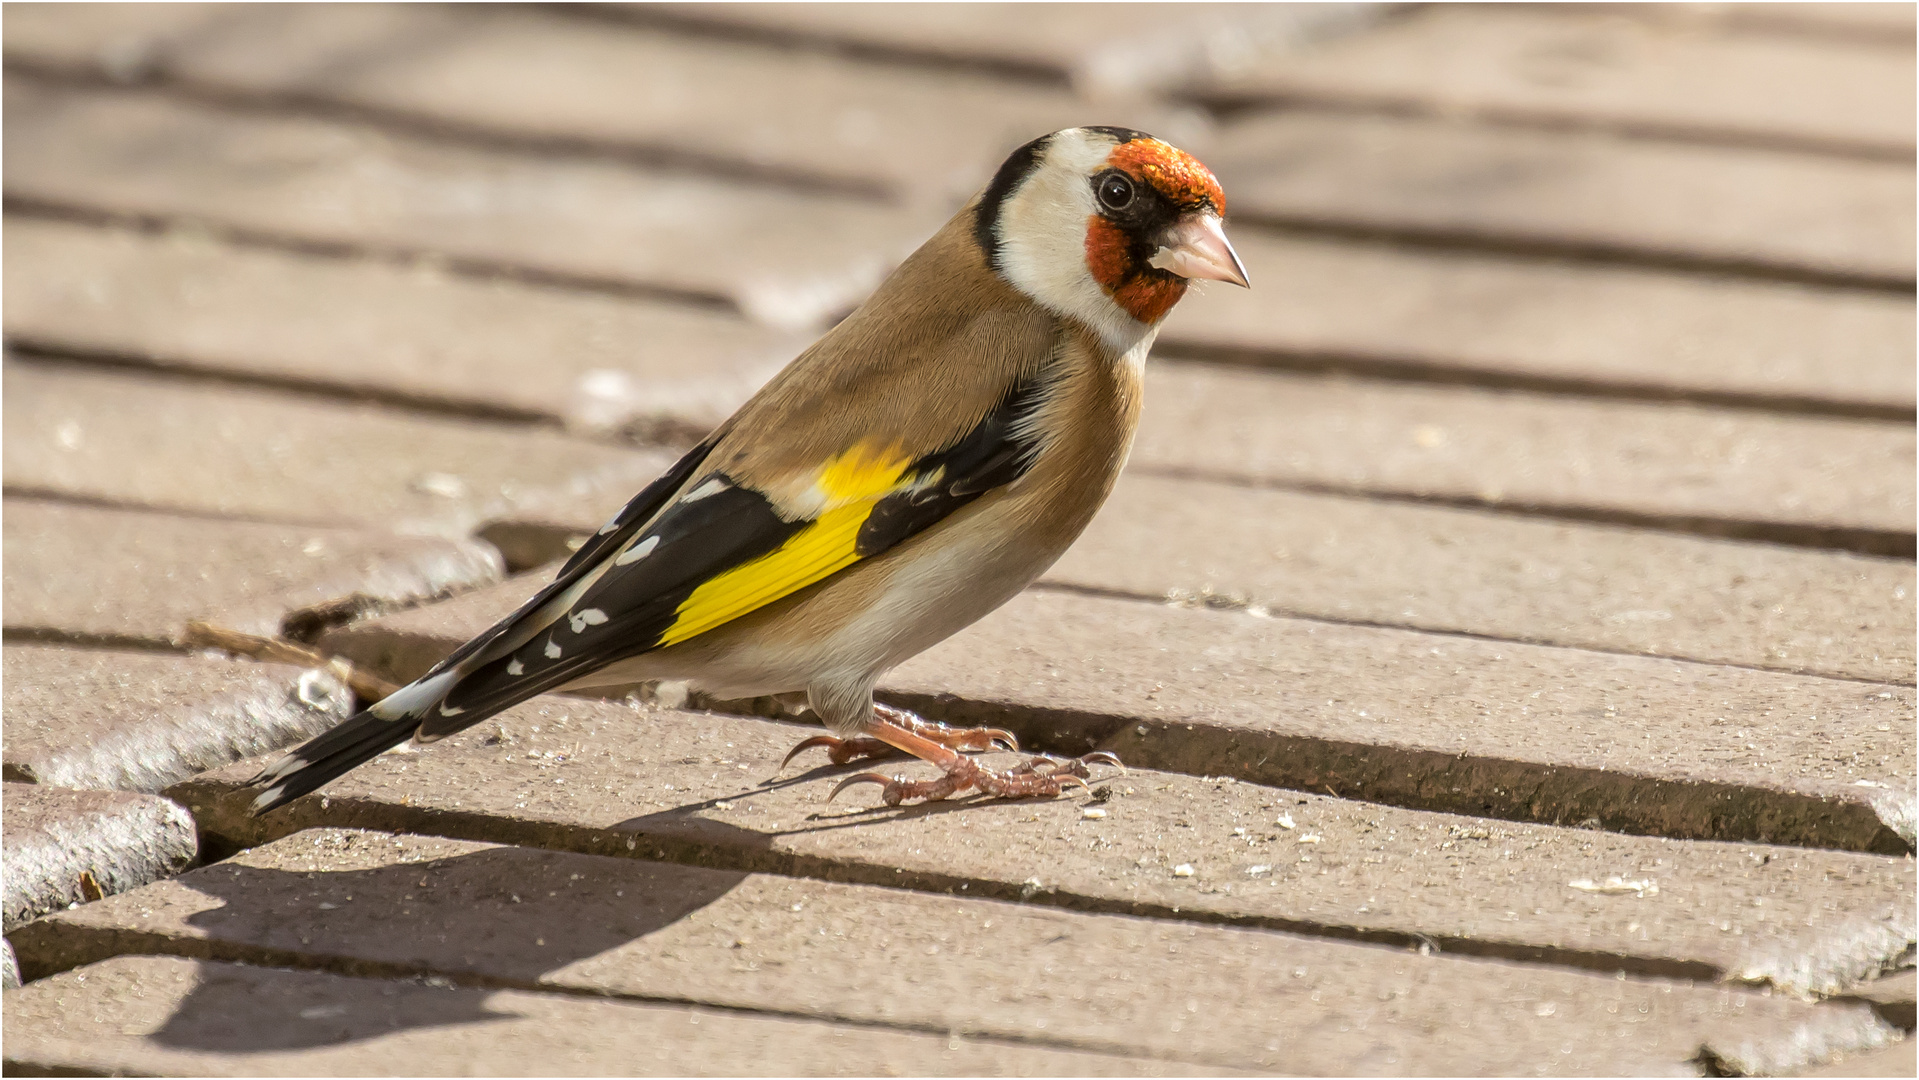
[249,126,1248,816]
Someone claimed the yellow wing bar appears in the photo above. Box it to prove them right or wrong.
[656,442,911,647]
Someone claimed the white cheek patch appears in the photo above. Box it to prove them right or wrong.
[994,129,1154,354]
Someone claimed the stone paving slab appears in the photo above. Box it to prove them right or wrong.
[3,217,805,440]
[2,782,195,932]
[1840,969,1918,1031]
[1,956,1229,1077]
[1134,365,1915,541]
[172,704,1914,997]
[459,468,1916,684]
[1196,5,1916,156]
[1161,231,1916,415]
[2,77,941,329]
[634,3,1387,99]
[3,497,502,647]
[1795,1036,1916,1078]
[1679,2,1917,40]
[0,2,1118,206]
[317,577,1915,853]
[1210,110,1916,285]
[2,644,352,794]
[4,359,678,535]
[12,827,1902,1075]
[14,217,1916,433]
[10,230,1910,546]
[1063,475,1916,684]
[14,226,1911,546]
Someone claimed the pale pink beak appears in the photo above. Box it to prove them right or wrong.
[1147,212,1250,287]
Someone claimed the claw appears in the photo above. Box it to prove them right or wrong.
[983,728,1020,752]
[1081,750,1125,772]
[828,772,895,803]
[780,735,841,772]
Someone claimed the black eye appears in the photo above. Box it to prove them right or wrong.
[1097,172,1135,211]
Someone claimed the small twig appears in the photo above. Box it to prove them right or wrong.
[183,620,399,702]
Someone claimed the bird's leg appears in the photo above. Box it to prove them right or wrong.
[779,703,1016,771]
[829,706,1121,806]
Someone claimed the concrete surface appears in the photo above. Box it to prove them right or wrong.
[321,569,1916,854]
[1199,5,1916,155]
[5,358,678,534]
[1794,1035,1916,1077]
[2,77,943,330]
[1163,229,1916,413]
[3,497,502,645]
[0,2,1105,205]
[2,644,352,793]
[462,468,1917,683]
[3,782,196,931]
[1213,110,1915,284]
[9,826,1897,1075]
[3,217,804,439]
[2,3,1909,1074]
[168,703,1915,996]
[2,956,1235,1077]
[1136,363,1916,537]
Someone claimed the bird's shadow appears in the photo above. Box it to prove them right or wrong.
[146,844,753,1053]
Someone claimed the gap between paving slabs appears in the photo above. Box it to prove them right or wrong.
[313,571,1916,856]
[8,826,1905,1076]
[163,696,1915,1002]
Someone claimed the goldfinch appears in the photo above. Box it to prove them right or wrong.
[251,126,1247,814]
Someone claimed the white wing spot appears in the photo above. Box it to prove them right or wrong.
[544,638,563,659]
[507,659,524,676]
[597,517,621,535]
[615,535,660,566]
[680,478,729,503]
[438,703,465,717]
[568,608,609,633]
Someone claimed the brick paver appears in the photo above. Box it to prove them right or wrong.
[5,359,677,533]
[169,701,1914,995]
[1197,5,1916,155]
[3,956,1228,1077]
[637,3,1390,95]
[3,216,803,438]
[15,215,1915,433]
[3,77,940,329]
[1162,230,1916,413]
[1137,364,1914,540]
[3,644,351,793]
[2,2,1105,204]
[1212,111,1916,284]
[14,223,1909,546]
[1797,1037,1918,1078]
[316,579,1915,851]
[462,469,1916,683]
[3,498,501,645]
[3,783,195,931]
[2,4,1910,1074]
[11,827,1898,1075]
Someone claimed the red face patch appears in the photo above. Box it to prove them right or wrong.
[1083,137,1221,323]
[1106,138,1225,215]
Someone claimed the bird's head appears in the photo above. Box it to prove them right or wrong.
[975,126,1248,346]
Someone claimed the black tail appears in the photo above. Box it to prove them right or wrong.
[247,708,420,815]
